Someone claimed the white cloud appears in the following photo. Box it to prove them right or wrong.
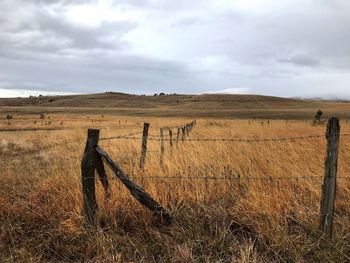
[202,88,251,95]
[0,88,76,98]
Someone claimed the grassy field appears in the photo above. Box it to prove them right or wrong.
[1,95,350,262]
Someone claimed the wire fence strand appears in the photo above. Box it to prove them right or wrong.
[99,131,143,141]
[97,133,350,143]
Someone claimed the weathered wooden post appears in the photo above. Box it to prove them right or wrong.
[186,124,190,136]
[181,126,186,141]
[176,127,180,148]
[169,129,173,151]
[160,128,164,166]
[139,122,150,170]
[95,146,172,224]
[81,129,100,226]
[319,117,340,238]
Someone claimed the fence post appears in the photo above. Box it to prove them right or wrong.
[81,128,100,226]
[160,128,164,166]
[176,128,180,148]
[319,117,340,238]
[181,126,186,141]
[169,129,173,151]
[139,122,150,170]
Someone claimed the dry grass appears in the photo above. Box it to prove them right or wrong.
[1,114,350,262]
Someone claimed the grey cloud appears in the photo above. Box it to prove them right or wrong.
[278,54,320,67]
[110,0,204,14]
[171,17,203,28]
[0,13,133,52]
[21,0,97,6]
[34,14,133,50]
[0,1,136,72]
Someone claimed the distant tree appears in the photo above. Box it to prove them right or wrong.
[6,115,12,125]
[153,93,158,96]
[159,92,165,96]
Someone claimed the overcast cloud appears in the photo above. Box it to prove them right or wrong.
[0,0,350,98]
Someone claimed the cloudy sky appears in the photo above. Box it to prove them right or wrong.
[0,0,350,98]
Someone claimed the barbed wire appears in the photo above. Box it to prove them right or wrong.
[97,133,350,143]
[99,131,142,141]
[131,175,327,180]
[148,134,170,138]
[98,135,324,142]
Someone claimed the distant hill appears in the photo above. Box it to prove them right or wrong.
[0,92,349,119]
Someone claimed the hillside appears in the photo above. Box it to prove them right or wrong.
[0,92,349,119]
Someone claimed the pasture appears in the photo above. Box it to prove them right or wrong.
[1,112,350,262]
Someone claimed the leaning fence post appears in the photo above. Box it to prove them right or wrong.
[81,128,100,226]
[139,122,150,170]
[160,128,164,166]
[319,117,340,238]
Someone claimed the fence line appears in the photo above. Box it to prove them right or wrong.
[80,117,347,238]
[97,133,350,143]
[95,134,336,142]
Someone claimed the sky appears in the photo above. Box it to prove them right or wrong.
[0,0,350,98]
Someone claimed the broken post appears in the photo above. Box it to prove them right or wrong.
[96,146,172,224]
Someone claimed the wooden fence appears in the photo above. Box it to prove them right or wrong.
[82,118,341,238]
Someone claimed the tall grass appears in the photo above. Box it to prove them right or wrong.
[1,116,350,262]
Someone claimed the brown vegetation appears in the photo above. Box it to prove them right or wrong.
[0,113,349,262]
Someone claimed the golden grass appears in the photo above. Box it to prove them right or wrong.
[1,115,350,262]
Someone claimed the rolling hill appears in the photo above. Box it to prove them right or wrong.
[0,92,349,119]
